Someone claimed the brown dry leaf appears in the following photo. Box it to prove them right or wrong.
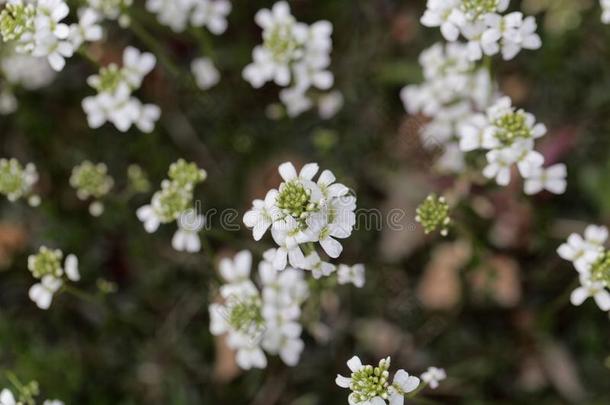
[354,319,412,359]
[212,334,241,383]
[0,223,28,269]
[416,241,471,310]
[469,255,522,308]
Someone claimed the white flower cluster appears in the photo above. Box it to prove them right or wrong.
[401,42,494,173]
[460,96,567,194]
[145,0,231,34]
[0,45,56,114]
[242,1,341,118]
[137,159,207,253]
[209,250,309,370]
[421,0,541,61]
[27,246,80,310]
[1,387,63,405]
[602,0,610,24]
[86,0,132,28]
[401,42,567,194]
[82,46,161,133]
[336,356,421,405]
[0,158,40,206]
[243,162,358,277]
[0,0,78,71]
[558,225,610,312]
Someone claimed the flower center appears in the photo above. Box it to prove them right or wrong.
[97,64,124,93]
[349,359,391,402]
[416,194,451,236]
[590,250,610,286]
[153,185,193,223]
[227,296,264,336]
[0,3,35,42]
[264,23,298,62]
[460,0,500,20]
[28,247,63,279]
[277,181,317,219]
[493,111,532,146]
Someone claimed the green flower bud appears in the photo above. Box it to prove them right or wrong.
[416,194,451,236]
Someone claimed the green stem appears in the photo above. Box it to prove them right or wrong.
[190,27,216,60]
[62,284,100,303]
[6,372,24,392]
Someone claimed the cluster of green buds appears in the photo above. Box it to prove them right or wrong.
[127,164,151,194]
[493,110,533,147]
[27,246,63,279]
[460,0,501,20]
[70,161,114,216]
[0,1,35,45]
[276,180,318,220]
[224,293,265,340]
[150,159,207,224]
[348,357,392,403]
[416,194,451,236]
[264,19,299,63]
[0,158,40,206]
[590,250,610,287]
[89,63,125,93]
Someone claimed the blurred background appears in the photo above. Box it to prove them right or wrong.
[1,0,610,403]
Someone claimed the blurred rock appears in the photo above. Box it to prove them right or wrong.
[469,255,522,308]
[416,241,471,310]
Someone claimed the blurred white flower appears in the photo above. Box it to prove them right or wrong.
[524,164,567,195]
[318,90,344,120]
[571,274,610,311]
[29,275,63,310]
[337,264,365,288]
[243,1,336,117]
[603,0,610,24]
[421,367,447,389]
[69,7,103,48]
[191,57,220,90]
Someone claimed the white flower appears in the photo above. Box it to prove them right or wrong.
[318,90,344,119]
[279,86,313,117]
[136,204,162,233]
[603,0,610,24]
[557,225,607,273]
[524,163,567,195]
[191,57,220,90]
[483,12,541,60]
[32,34,74,71]
[244,161,355,271]
[571,274,610,311]
[64,253,80,281]
[82,83,140,132]
[172,210,205,253]
[191,0,232,35]
[336,356,419,405]
[29,275,63,310]
[420,0,464,42]
[421,367,447,389]
[458,113,488,151]
[42,401,64,405]
[242,1,337,117]
[122,46,156,89]
[0,389,16,405]
[482,147,518,186]
[337,264,365,288]
[210,250,309,370]
[69,7,103,48]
